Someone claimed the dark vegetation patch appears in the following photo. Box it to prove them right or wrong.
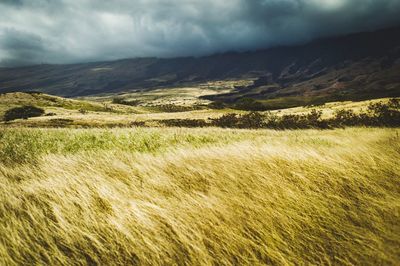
[112,97,142,106]
[3,106,45,121]
[204,95,330,111]
[130,121,146,127]
[49,119,75,127]
[160,119,208,128]
[151,104,205,113]
[205,81,400,111]
[163,99,400,129]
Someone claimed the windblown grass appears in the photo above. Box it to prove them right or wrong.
[0,127,399,265]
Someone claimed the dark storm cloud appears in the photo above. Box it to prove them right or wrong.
[0,29,54,66]
[1,0,400,66]
[0,0,23,6]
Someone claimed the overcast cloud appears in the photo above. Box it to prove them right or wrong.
[1,0,400,66]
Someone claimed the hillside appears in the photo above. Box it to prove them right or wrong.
[0,26,399,104]
[1,91,398,128]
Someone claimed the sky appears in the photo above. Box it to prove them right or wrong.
[1,0,400,66]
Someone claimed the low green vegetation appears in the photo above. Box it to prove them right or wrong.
[0,127,263,165]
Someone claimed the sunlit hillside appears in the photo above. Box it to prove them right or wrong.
[1,91,398,128]
[0,79,399,266]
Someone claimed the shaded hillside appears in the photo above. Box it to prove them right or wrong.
[0,26,400,100]
[205,58,400,109]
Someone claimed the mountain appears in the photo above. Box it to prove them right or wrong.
[0,26,400,105]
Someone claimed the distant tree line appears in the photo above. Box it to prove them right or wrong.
[112,97,142,106]
[160,99,400,129]
[152,104,204,113]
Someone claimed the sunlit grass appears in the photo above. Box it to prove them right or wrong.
[2,92,396,128]
[0,127,399,265]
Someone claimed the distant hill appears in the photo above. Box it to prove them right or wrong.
[0,26,400,104]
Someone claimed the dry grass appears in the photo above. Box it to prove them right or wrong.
[2,91,396,128]
[0,127,399,265]
[82,79,254,107]
[0,92,110,114]
[276,98,397,118]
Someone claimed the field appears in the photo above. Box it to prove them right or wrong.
[0,127,399,265]
[0,89,399,265]
[1,91,398,128]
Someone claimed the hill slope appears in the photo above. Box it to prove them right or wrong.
[1,91,397,128]
[0,26,400,102]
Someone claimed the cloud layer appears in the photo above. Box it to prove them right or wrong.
[1,0,400,66]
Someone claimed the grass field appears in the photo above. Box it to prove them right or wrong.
[0,127,399,265]
[0,91,399,264]
[1,92,397,128]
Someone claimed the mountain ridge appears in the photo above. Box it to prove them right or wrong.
[0,26,400,102]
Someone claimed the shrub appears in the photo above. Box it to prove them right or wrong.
[5,99,396,130]
[208,99,400,130]
[211,110,324,129]
[154,104,203,113]
[332,109,359,127]
[160,119,208,128]
[50,119,74,127]
[3,106,45,121]
[237,112,266,128]
[112,97,141,106]
[211,113,240,128]
[366,100,400,126]
[130,121,146,127]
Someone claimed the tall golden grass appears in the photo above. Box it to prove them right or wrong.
[0,127,399,265]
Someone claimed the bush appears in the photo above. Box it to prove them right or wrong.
[3,106,45,121]
[112,97,141,106]
[332,109,359,127]
[160,119,208,128]
[213,112,267,128]
[154,104,203,113]
[49,119,74,127]
[130,121,146,127]
[209,99,400,129]
[239,112,266,128]
[366,99,400,126]
[211,113,240,128]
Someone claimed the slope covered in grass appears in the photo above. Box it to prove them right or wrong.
[1,90,397,129]
[0,127,399,265]
[0,92,108,113]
